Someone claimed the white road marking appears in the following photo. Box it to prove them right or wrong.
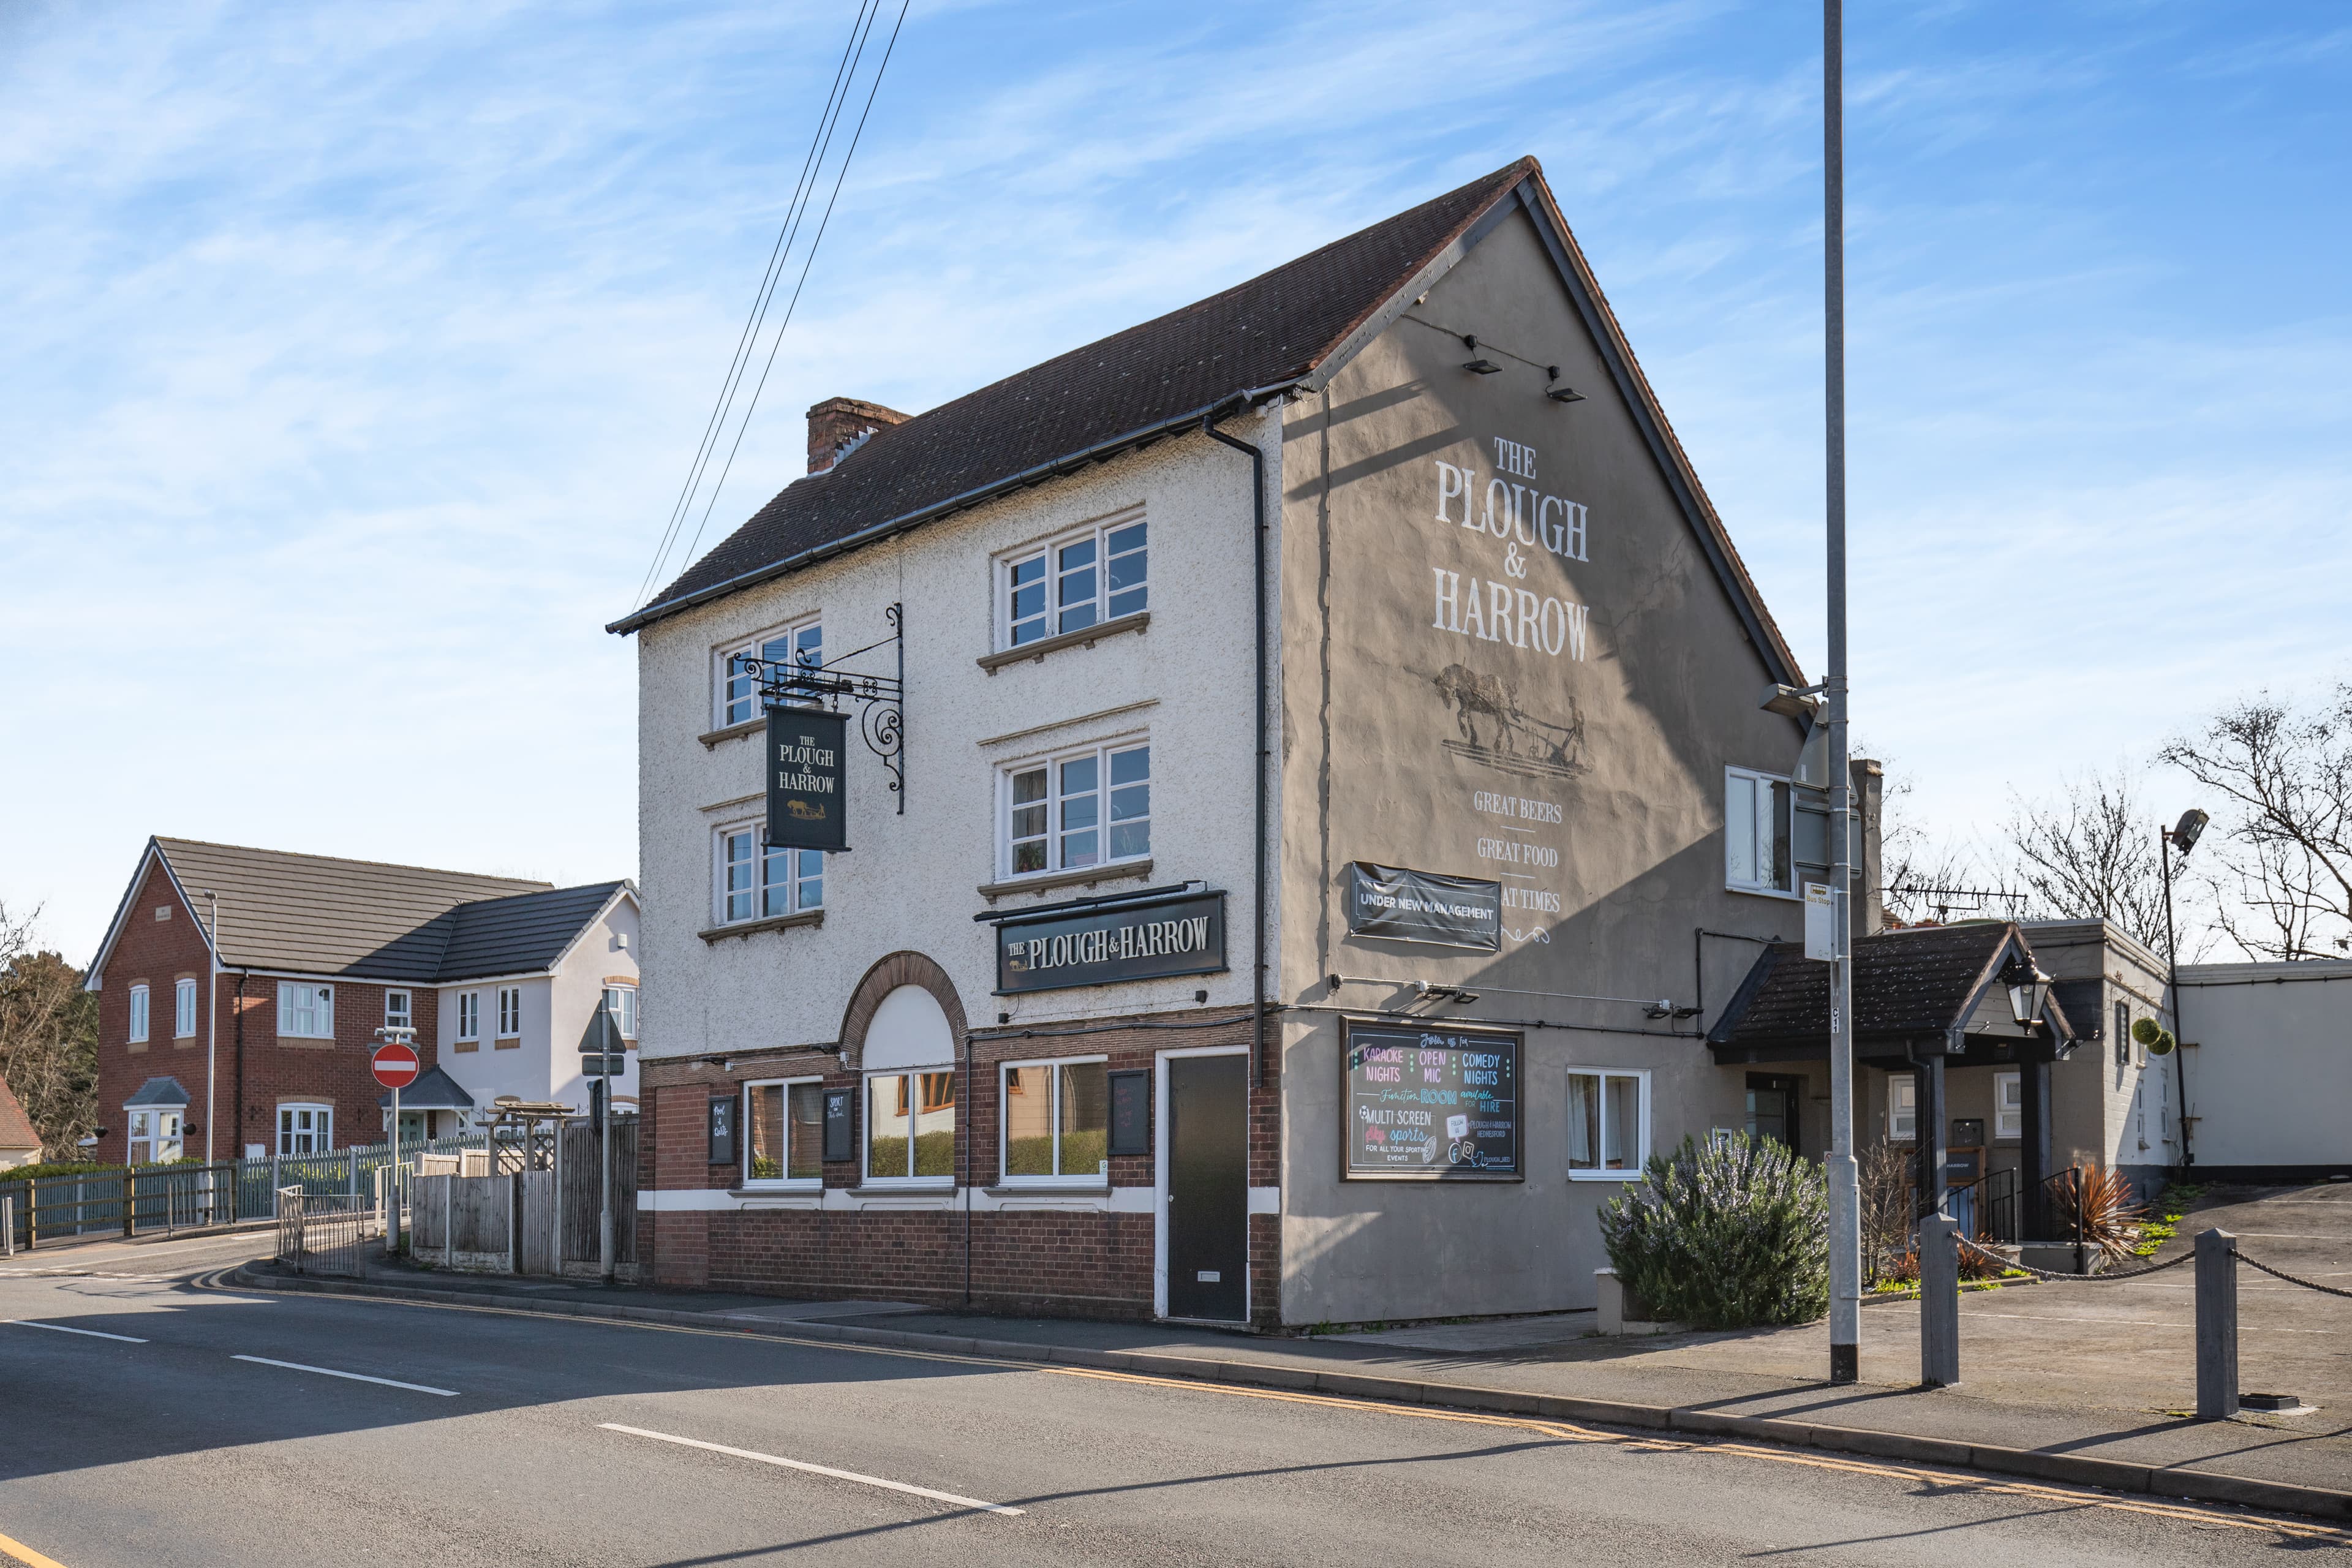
[600,1422,1024,1516]
[4,1320,149,1343]
[232,1355,458,1395]
[1959,1311,2337,1334]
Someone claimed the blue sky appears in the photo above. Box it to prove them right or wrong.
[4,1,2346,958]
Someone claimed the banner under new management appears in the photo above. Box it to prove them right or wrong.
[1347,862,1501,950]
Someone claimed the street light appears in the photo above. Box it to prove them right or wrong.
[2157,805,2205,1171]
[2000,956,2052,1028]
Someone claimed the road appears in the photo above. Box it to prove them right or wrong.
[0,1233,2341,1566]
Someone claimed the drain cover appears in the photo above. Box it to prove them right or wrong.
[2241,1393,2304,1412]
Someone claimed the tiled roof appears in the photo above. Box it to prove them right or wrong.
[125,1076,191,1108]
[617,160,1536,631]
[1709,924,2077,1048]
[376,1065,476,1112]
[435,882,629,982]
[0,1075,39,1153]
[154,839,551,981]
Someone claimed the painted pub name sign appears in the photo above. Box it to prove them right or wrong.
[766,708,849,853]
[995,889,1228,995]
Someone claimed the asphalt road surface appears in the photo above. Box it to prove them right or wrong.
[0,1234,2342,1566]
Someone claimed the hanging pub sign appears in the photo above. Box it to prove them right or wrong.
[1346,862,1501,950]
[1343,1020,1521,1180]
[995,889,1227,995]
[766,707,849,853]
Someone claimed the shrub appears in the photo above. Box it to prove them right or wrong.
[2050,1167,2145,1261]
[1599,1134,1829,1329]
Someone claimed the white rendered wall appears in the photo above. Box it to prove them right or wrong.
[632,412,1278,1063]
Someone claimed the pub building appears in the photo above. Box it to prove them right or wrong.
[610,158,2158,1327]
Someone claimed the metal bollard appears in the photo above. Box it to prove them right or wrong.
[2195,1227,2239,1420]
[1918,1213,1961,1388]
[1,1195,11,1257]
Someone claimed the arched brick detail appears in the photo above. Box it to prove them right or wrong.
[837,951,968,1069]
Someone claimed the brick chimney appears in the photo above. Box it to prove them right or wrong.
[807,396,910,475]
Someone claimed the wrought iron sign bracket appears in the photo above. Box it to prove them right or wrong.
[740,603,905,813]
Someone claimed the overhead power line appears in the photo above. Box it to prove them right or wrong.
[634,0,911,611]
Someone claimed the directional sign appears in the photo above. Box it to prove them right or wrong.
[580,1052,625,1077]
[371,1041,421,1090]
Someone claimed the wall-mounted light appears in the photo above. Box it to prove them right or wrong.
[1544,366,1586,404]
[1461,334,1501,375]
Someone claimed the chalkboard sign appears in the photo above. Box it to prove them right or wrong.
[708,1094,737,1166]
[1343,1022,1521,1180]
[823,1088,853,1163]
[1107,1069,1152,1157]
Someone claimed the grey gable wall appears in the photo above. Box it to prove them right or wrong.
[1273,203,1813,1323]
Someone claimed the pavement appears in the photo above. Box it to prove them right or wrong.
[2,1226,2347,1565]
[221,1179,2352,1517]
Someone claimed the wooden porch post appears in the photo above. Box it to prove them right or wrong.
[2019,1052,2053,1241]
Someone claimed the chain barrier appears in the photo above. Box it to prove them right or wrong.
[2233,1249,2352,1300]
[1954,1235,2196,1282]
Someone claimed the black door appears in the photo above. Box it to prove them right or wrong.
[1745,1074,1802,1156]
[1167,1055,1247,1321]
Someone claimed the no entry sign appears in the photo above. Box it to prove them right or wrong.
[371,1042,421,1090]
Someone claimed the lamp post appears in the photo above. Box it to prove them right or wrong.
[2158,808,2207,1171]
[1822,0,1862,1385]
[202,891,219,1166]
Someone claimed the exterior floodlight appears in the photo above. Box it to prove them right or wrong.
[1544,366,1586,403]
[2169,809,2209,857]
[2001,955,2052,1028]
[1461,334,1502,375]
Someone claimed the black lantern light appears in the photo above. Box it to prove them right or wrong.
[2000,954,2052,1028]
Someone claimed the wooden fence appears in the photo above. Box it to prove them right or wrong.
[409,1119,636,1279]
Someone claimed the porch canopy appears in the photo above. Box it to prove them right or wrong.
[376,1066,476,1114]
[1707,922,2078,1234]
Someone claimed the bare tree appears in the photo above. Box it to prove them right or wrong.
[1996,767,2174,956]
[1866,750,2018,927]
[0,902,100,1159]
[2159,684,2352,960]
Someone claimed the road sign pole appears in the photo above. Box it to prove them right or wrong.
[599,1077,615,1284]
[390,1081,402,1253]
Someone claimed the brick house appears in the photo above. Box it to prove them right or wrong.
[83,838,640,1162]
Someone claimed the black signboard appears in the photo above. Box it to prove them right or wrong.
[766,707,849,853]
[1107,1069,1152,1157]
[707,1094,737,1166]
[996,890,1226,995]
[580,1052,625,1077]
[1343,1021,1521,1180]
[1346,862,1501,950]
[822,1088,853,1163]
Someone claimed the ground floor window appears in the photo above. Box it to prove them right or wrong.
[745,1080,824,1184]
[865,1070,955,1182]
[1886,1074,1916,1141]
[1000,1058,1109,1183]
[1566,1069,1645,1175]
[1992,1070,2023,1140]
[126,1107,183,1165]
[279,1104,332,1156]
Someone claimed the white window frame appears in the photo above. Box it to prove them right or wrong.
[1564,1068,1649,1179]
[277,1103,332,1156]
[715,823,824,925]
[456,991,480,1041]
[1992,1070,2022,1142]
[603,985,638,1042]
[174,978,198,1038]
[997,739,1152,880]
[998,1055,1111,1187]
[126,1106,182,1164]
[861,1068,957,1187]
[1724,766,1795,897]
[128,983,150,1043]
[496,986,522,1039]
[1887,1073,1917,1142]
[384,989,412,1031]
[717,616,823,729]
[741,1076,826,1189]
[997,512,1148,650]
[277,982,334,1040]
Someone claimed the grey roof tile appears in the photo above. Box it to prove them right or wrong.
[125,1076,191,1108]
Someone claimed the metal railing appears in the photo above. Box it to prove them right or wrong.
[273,1186,372,1277]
